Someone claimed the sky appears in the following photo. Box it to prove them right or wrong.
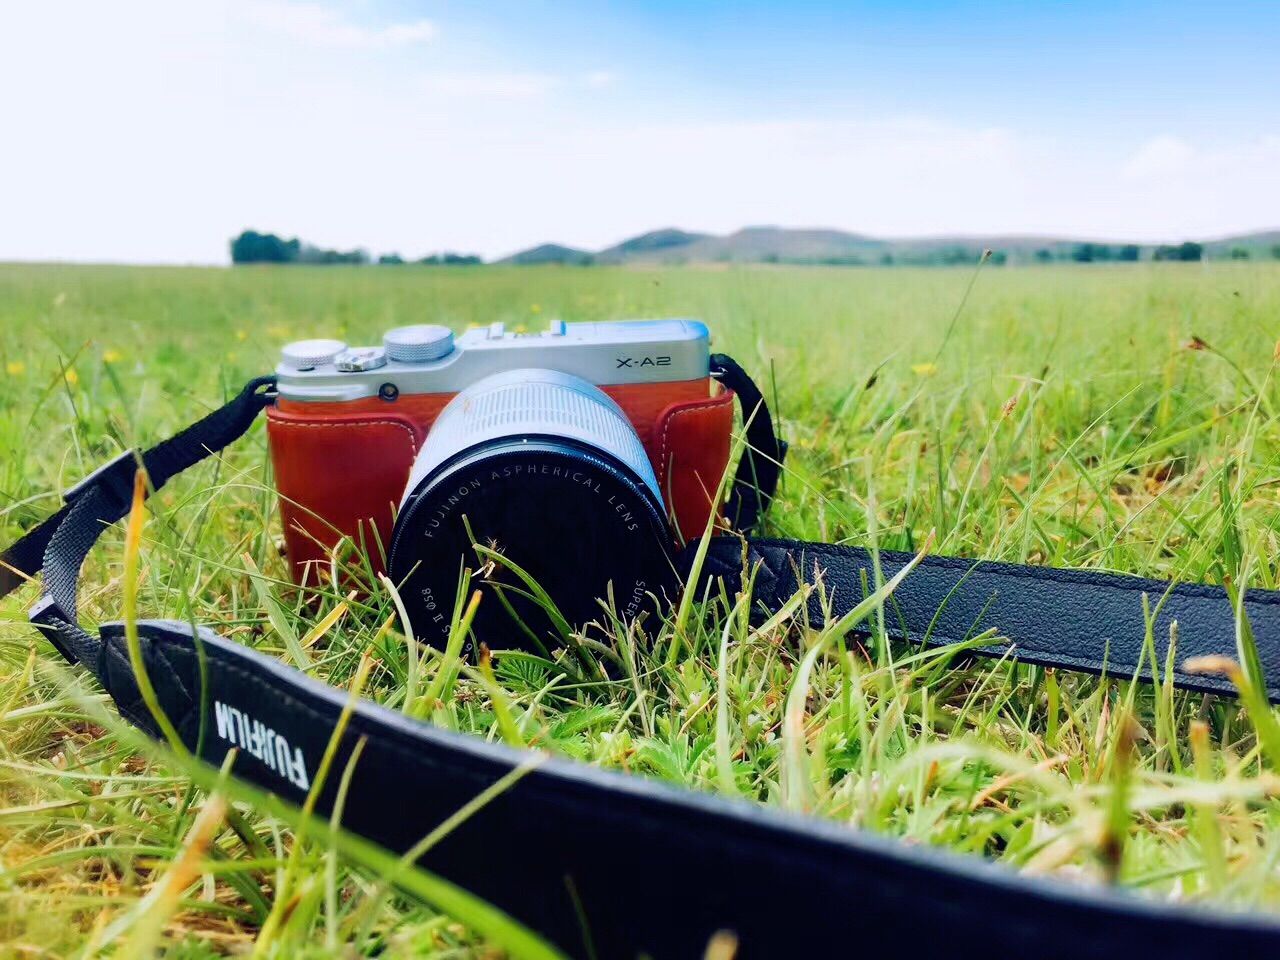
[1,0,1278,264]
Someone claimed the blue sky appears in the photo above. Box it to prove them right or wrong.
[448,0,1279,129]
[2,1,1277,262]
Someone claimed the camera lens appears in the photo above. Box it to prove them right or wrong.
[388,369,675,649]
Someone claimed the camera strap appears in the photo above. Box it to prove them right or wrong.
[4,372,1280,957]
[694,537,1280,702]
[710,353,786,531]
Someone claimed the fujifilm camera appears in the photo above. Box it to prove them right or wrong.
[268,319,742,639]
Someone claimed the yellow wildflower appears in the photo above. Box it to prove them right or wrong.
[530,304,542,314]
[64,368,79,386]
[5,361,25,376]
[235,329,248,342]
[911,362,938,377]
[103,349,123,364]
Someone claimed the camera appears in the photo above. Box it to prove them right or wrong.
[267,319,737,642]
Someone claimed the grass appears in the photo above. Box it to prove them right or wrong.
[3,261,1280,955]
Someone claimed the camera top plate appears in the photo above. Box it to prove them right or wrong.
[275,318,710,402]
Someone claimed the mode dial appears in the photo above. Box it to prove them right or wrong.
[384,325,454,363]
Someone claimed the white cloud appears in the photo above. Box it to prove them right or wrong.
[419,71,558,100]
[1123,136,1197,179]
[240,1,436,49]
[1124,134,1280,183]
[1112,135,1280,239]
[584,70,615,89]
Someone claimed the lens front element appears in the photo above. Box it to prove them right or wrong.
[388,370,674,647]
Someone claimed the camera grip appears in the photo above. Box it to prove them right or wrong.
[651,388,735,542]
[267,412,421,582]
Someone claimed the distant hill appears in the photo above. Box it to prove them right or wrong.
[500,226,1280,267]
[499,242,595,265]
[598,226,883,265]
[1202,229,1280,257]
[595,228,711,262]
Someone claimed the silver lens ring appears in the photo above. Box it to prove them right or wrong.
[400,368,661,510]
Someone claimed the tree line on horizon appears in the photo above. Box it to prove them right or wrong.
[740,241,1275,266]
[230,230,1280,268]
[230,230,481,266]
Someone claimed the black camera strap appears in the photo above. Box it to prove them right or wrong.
[710,353,786,531]
[696,538,1280,702]
[4,373,1280,957]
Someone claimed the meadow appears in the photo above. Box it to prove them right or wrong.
[2,261,1280,956]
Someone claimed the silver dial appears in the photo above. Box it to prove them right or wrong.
[281,338,347,369]
[383,325,454,363]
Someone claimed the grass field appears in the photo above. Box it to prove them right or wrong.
[3,261,1280,956]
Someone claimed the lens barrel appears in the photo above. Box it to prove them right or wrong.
[388,370,675,648]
